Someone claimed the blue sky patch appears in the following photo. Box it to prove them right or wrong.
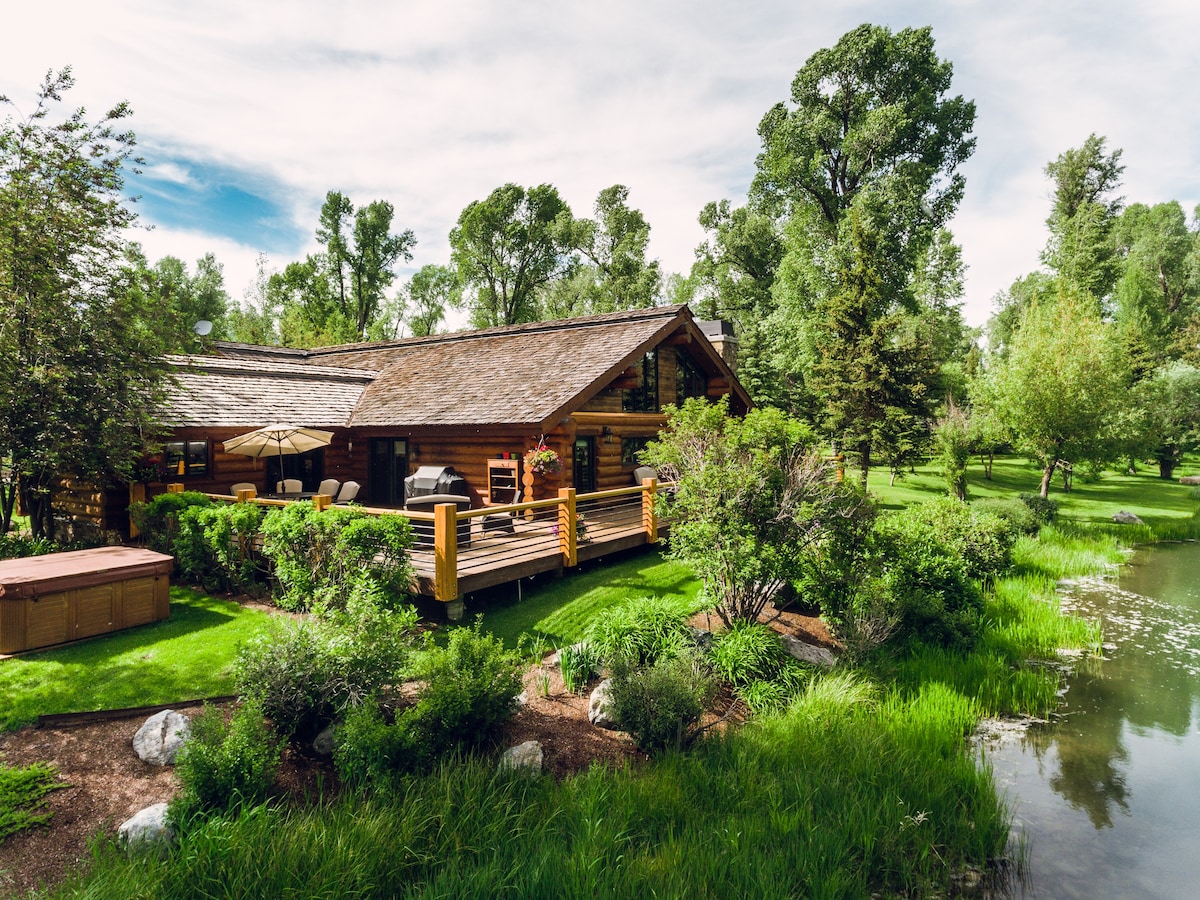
[124,151,304,254]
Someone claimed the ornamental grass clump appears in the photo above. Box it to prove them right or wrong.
[585,595,694,666]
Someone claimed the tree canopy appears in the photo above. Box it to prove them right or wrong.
[0,69,171,537]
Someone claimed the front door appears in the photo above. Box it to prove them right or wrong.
[573,437,596,493]
[368,438,408,505]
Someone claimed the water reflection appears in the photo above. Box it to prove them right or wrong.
[983,542,1200,898]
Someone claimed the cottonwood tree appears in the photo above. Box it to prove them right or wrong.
[754,23,975,473]
[403,264,457,337]
[126,249,230,351]
[0,69,171,537]
[570,184,661,314]
[640,397,859,626]
[985,288,1130,497]
[1130,362,1200,479]
[449,183,577,327]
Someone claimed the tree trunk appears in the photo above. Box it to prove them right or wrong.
[1159,460,1175,480]
[859,442,871,488]
[1039,465,1053,499]
[0,481,15,534]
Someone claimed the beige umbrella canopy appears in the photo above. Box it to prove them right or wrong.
[222,425,334,487]
[222,425,334,458]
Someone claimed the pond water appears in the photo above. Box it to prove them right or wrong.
[983,541,1200,898]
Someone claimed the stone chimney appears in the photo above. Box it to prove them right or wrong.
[696,319,739,371]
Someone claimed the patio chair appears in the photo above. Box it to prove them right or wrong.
[334,481,360,504]
[230,482,257,496]
[481,489,520,536]
[277,478,303,494]
[317,478,340,498]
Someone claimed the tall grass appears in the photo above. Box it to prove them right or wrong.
[51,674,1009,899]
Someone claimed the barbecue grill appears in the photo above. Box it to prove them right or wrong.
[404,465,470,502]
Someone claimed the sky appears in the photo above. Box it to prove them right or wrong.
[4,0,1199,329]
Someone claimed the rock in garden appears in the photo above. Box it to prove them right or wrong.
[1179,475,1200,486]
[588,678,619,729]
[118,802,175,851]
[781,635,836,669]
[1111,510,1145,525]
[312,723,337,756]
[687,626,713,653]
[133,710,191,765]
[498,740,543,774]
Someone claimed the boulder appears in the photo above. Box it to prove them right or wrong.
[1180,475,1200,486]
[312,723,337,757]
[687,626,713,653]
[781,635,836,669]
[1111,510,1145,525]
[133,710,191,765]
[498,740,543,774]
[118,802,174,851]
[588,678,619,729]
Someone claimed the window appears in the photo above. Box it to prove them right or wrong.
[621,437,651,466]
[621,351,658,412]
[164,440,209,477]
[676,350,707,402]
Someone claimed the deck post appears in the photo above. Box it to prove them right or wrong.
[433,503,459,604]
[558,488,577,568]
[167,483,184,494]
[313,494,331,511]
[235,488,257,503]
[641,477,658,544]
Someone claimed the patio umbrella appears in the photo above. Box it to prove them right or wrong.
[222,424,334,487]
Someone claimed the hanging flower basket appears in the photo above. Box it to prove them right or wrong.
[524,441,561,477]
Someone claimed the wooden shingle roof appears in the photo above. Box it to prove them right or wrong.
[163,356,376,428]
[165,305,748,430]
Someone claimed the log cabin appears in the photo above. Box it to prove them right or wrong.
[82,305,749,536]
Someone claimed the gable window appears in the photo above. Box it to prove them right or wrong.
[676,350,707,403]
[164,440,209,477]
[621,351,658,412]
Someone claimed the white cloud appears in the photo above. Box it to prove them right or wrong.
[7,1,1200,329]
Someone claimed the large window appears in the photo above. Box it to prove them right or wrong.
[621,351,658,412]
[676,350,707,403]
[621,437,651,466]
[164,440,209,477]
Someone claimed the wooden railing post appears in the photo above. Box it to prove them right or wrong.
[433,503,459,604]
[641,477,658,544]
[236,488,257,503]
[558,488,577,568]
[167,483,184,494]
[313,494,331,511]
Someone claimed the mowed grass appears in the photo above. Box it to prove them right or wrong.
[869,454,1200,526]
[0,588,276,731]
[467,547,703,649]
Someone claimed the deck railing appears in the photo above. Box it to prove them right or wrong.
[184,478,665,603]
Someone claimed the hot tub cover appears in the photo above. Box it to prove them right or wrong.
[0,547,174,600]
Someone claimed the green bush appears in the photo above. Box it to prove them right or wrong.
[888,496,1016,583]
[170,701,281,823]
[259,503,414,612]
[709,622,786,686]
[586,596,693,666]
[333,621,524,781]
[0,761,66,840]
[0,534,64,560]
[175,503,266,594]
[972,496,1038,535]
[608,651,715,754]
[129,491,214,556]
[1019,491,1059,526]
[235,597,418,740]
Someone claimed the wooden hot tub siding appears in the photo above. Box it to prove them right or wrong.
[0,548,173,654]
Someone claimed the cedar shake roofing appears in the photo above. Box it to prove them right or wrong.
[168,305,749,430]
[163,355,376,428]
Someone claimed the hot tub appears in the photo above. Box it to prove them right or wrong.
[0,547,173,654]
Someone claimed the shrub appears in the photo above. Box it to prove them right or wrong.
[404,621,524,755]
[170,701,281,823]
[888,496,1015,583]
[586,596,693,666]
[608,651,715,754]
[0,534,62,560]
[709,622,787,686]
[1019,492,1059,526]
[235,597,418,740]
[129,491,214,556]
[333,703,415,787]
[259,503,414,612]
[175,502,266,594]
[0,761,66,840]
[972,497,1038,535]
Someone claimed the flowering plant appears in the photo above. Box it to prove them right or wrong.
[524,440,561,476]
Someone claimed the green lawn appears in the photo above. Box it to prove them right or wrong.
[0,588,277,731]
[467,547,703,650]
[869,454,1200,526]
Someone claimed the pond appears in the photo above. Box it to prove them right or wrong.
[983,541,1200,898]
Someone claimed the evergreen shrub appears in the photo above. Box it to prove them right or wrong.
[608,651,715,753]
